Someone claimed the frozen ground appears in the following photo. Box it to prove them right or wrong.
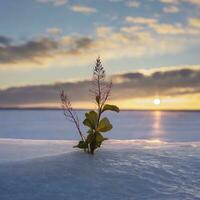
[0,139,200,200]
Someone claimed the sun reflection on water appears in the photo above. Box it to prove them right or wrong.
[152,111,163,137]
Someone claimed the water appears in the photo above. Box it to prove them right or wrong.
[0,110,199,142]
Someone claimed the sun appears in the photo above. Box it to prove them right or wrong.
[153,98,161,105]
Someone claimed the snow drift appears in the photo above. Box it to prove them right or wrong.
[0,139,200,200]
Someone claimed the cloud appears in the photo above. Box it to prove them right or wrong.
[0,37,59,64]
[37,0,68,6]
[96,26,113,38]
[47,28,62,35]
[189,18,200,28]
[0,20,199,70]
[160,0,200,6]
[0,36,93,66]
[0,36,12,45]
[125,16,200,35]
[160,0,179,4]
[91,28,192,61]
[126,1,140,8]
[70,5,97,14]
[163,6,179,13]
[121,26,143,33]
[0,81,91,106]
[149,23,185,34]
[125,17,157,25]
[0,66,199,107]
[111,67,200,99]
[185,0,200,5]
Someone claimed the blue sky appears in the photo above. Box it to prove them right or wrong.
[0,0,200,109]
[0,0,198,37]
[0,0,199,87]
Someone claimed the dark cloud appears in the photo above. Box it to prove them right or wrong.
[0,36,93,64]
[75,37,93,49]
[0,68,199,107]
[0,37,58,64]
[66,37,93,54]
[0,81,91,106]
[0,36,12,45]
[114,72,144,80]
[111,68,200,99]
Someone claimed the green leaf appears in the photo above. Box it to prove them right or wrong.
[96,96,100,104]
[102,104,120,113]
[73,141,87,149]
[97,117,113,132]
[96,132,107,143]
[95,132,107,147]
[86,133,95,144]
[83,118,92,128]
[83,111,98,129]
[87,129,93,134]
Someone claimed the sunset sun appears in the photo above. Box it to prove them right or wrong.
[153,98,161,105]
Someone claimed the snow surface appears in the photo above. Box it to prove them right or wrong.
[0,139,200,200]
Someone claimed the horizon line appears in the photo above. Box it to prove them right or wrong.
[0,107,200,112]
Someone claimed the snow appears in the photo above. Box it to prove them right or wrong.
[0,139,200,200]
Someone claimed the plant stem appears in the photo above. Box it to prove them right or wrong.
[68,109,85,142]
[97,73,102,126]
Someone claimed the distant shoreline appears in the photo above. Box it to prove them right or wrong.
[0,107,199,112]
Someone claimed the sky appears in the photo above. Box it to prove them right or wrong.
[0,0,200,109]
